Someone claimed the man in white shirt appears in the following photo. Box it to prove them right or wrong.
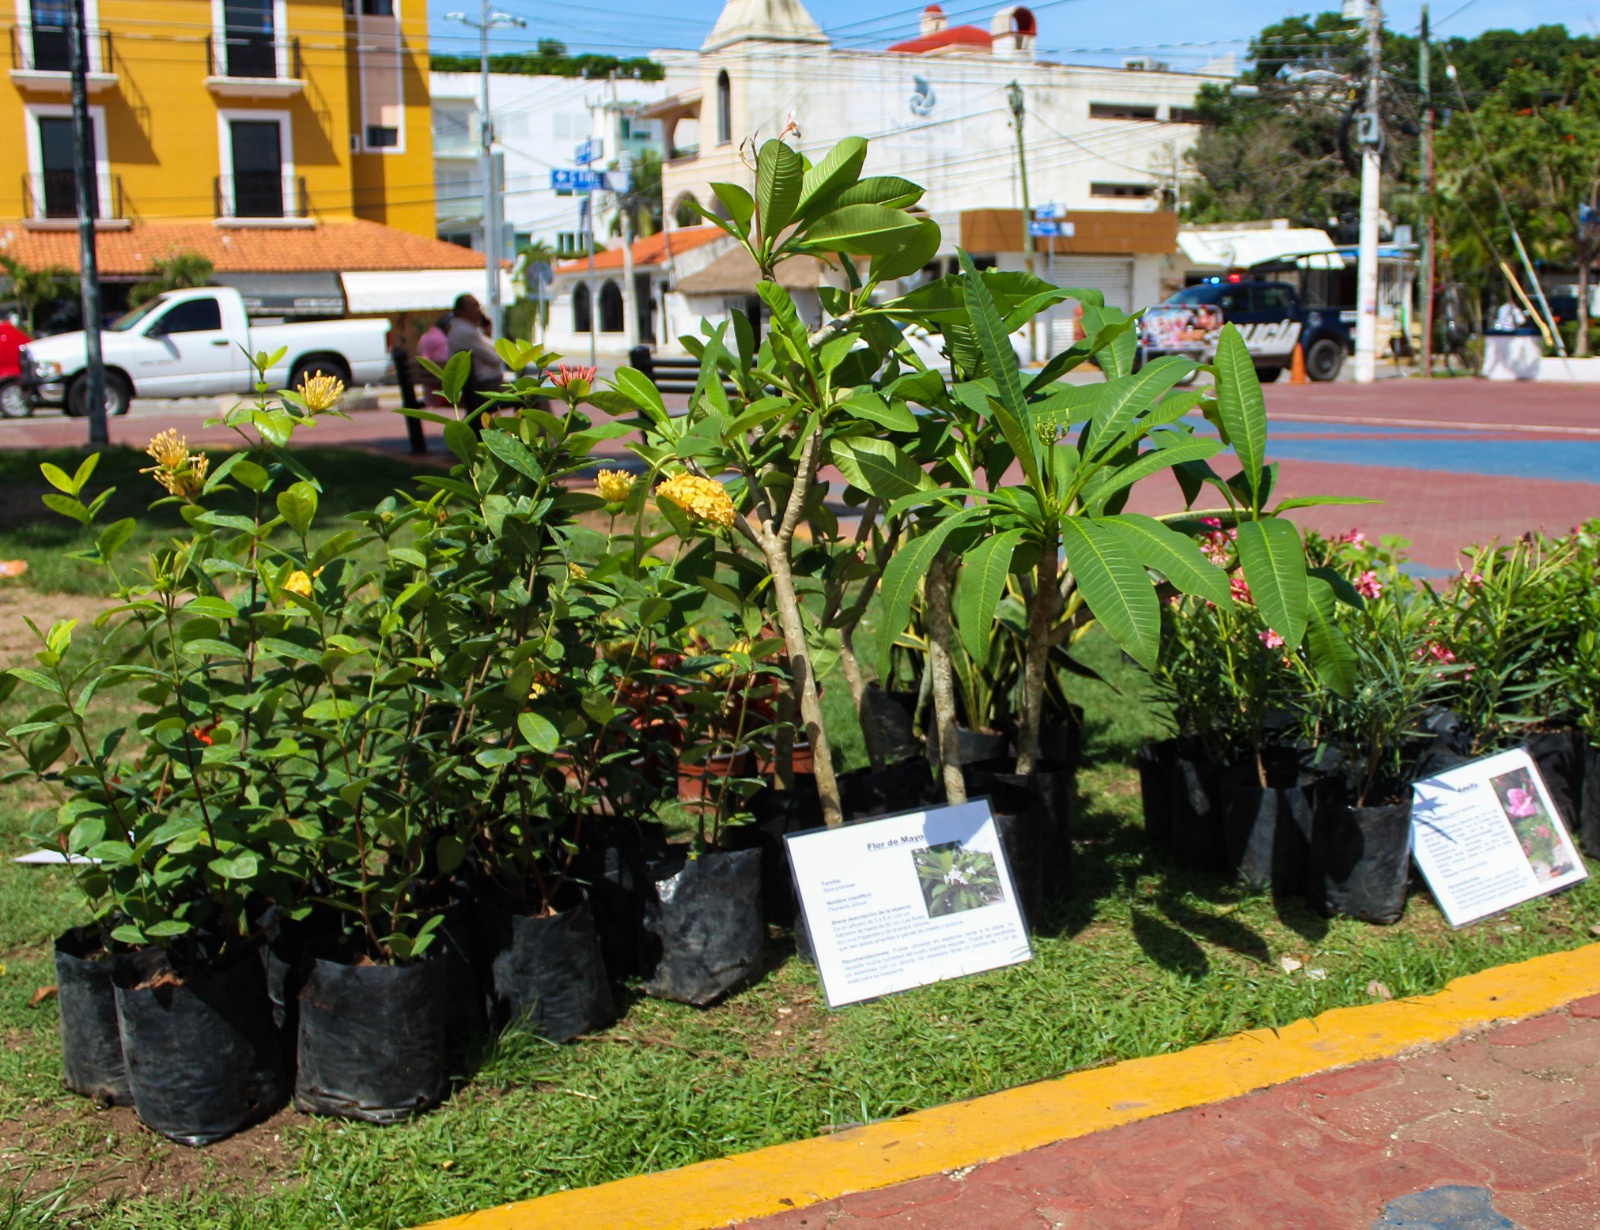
[445,295,504,412]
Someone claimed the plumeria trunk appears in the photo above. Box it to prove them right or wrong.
[767,552,844,827]
[1015,529,1061,777]
[926,555,966,805]
[837,626,885,771]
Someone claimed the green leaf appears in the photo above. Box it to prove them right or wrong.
[874,511,975,681]
[1081,357,1196,461]
[955,528,1022,661]
[41,493,90,525]
[1272,495,1383,512]
[838,392,917,433]
[957,250,1040,492]
[1213,325,1268,509]
[1061,518,1160,669]
[806,203,924,255]
[304,698,360,722]
[1102,514,1231,606]
[185,596,239,620]
[1235,516,1309,650]
[40,462,77,495]
[827,175,925,211]
[517,710,560,754]
[710,181,756,237]
[276,481,318,538]
[795,136,868,219]
[755,138,805,239]
[439,350,472,406]
[95,518,136,561]
[182,638,246,660]
[143,919,192,939]
[869,218,942,284]
[830,437,933,501]
[475,747,518,767]
[480,428,544,481]
[1304,575,1357,697]
[436,834,467,875]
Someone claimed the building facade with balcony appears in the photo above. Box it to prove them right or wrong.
[430,71,667,257]
[1,0,480,320]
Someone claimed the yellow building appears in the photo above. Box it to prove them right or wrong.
[1,0,484,321]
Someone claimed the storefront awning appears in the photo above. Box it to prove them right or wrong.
[340,269,502,314]
[1178,228,1340,271]
[212,272,346,317]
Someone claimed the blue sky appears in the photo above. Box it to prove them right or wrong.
[428,0,1600,70]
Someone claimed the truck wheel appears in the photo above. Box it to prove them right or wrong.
[1255,365,1283,383]
[65,371,131,418]
[290,357,351,397]
[0,380,30,419]
[1306,338,1344,382]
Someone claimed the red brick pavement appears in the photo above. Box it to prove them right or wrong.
[738,997,1600,1230]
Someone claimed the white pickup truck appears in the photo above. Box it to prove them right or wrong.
[19,286,391,417]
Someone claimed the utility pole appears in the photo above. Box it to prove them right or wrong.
[69,0,105,443]
[1007,80,1038,359]
[608,76,639,351]
[446,5,524,332]
[1419,4,1434,378]
[1353,0,1383,384]
[585,190,597,366]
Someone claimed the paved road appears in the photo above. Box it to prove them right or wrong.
[739,998,1600,1230]
[4,376,1595,570]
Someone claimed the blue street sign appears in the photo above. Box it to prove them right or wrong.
[1033,202,1067,221]
[574,138,603,166]
[1029,220,1063,237]
[551,168,607,193]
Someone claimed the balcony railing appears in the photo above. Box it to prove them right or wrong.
[23,171,123,221]
[667,144,700,162]
[205,32,302,81]
[214,171,306,220]
[8,25,113,74]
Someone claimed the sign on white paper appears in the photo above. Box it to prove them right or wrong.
[1411,748,1587,928]
[785,800,1032,1008]
[11,850,99,866]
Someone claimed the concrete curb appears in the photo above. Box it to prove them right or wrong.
[415,943,1600,1230]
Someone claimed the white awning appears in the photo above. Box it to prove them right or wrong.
[1178,228,1341,271]
[340,268,499,314]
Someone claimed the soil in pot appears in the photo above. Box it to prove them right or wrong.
[677,746,754,805]
[54,926,146,1107]
[1307,789,1410,924]
[482,892,614,1043]
[641,847,764,1006]
[294,949,448,1124]
[1524,728,1585,832]
[114,949,288,1146]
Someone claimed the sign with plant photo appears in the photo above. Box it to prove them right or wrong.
[1412,748,1588,927]
[784,800,1031,1007]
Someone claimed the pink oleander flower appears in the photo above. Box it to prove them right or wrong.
[1415,641,1456,665]
[1355,570,1383,600]
[1461,569,1484,587]
[1200,517,1223,530]
[1506,787,1538,819]
[1339,529,1367,546]
[1260,628,1285,649]
[1534,824,1552,839]
[1230,574,1253,604]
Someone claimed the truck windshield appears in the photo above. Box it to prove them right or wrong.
[1164,284,1226,306]
[107,299,166,332]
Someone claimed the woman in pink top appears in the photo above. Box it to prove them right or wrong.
[414,313,452,407]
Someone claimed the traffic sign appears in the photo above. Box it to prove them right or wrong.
[574,138,603,166]
[1033,202,1067,221]
[1029,220,1074,238]
[551,168,608,193]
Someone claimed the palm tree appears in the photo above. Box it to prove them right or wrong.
[129,250,215,307]
[0,255,79,335]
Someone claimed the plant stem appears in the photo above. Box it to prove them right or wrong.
[926,553,966,804]
[1015,522,1059,777]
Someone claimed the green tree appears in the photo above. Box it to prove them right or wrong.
[1436,56,1600,354]
[128,249,215,308]
[0,255,78,335]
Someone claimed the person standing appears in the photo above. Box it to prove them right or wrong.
[446,294,504,421]
[415,313,452,408]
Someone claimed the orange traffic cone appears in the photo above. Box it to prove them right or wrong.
[1290,342,1308,384]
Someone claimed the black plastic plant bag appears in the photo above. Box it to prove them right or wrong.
[294,953,448,1124]
[114,950,288,1146]
[1221,772,1316,895]
[484,894,615,1043]
[642,847,764,1007]
[54,927,138,1107]
[1524,729,1585,832]
[1136,740,1179,847]
[1581,738,1600,858]
[1308,796,1411,924]
[1169,751,1229,872]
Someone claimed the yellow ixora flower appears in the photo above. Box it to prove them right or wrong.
[656,473,736,531]
[567,562,587,581]
[594,469,635,504]
[282,570,313,599]
[141,430,209,500]
[296,372,345,413]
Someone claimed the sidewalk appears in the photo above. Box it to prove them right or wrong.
[740,1000,1600,1229]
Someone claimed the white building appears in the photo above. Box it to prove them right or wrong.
[430,72,669,257]
[644,0,1228,232]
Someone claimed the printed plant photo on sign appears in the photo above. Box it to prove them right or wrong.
[1489,764,1578,884]
[912,840,1006,918]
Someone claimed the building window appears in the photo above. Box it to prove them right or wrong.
[36,115,88,218]
[1169,106,1202,124]
[1089,182,1155,198]
[716,70,731,145]
[222,0,280,78]
[672,192,701,228]
[599,281,624,333]
[28,0,72,72]
[360,0,395,12]
[1089,102,1157,121]
[226,117,286,216]
[365,125,399,148]
[573,283,592,332]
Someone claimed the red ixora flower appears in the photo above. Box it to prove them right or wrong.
[549,363,599,388]
[191,719,220,746]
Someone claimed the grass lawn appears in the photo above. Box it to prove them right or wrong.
[0,443,1596,1229]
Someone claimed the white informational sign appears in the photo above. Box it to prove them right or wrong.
[1411,748,1587,928]
[785,800,1032,1008]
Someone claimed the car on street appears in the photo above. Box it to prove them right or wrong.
[1140,278,1354,382]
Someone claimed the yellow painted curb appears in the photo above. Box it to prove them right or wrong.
[418,943,1600,1230]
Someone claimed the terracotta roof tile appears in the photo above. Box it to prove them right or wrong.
[555,226,725,274]
[0,218,485,278]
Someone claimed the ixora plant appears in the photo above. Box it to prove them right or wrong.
[602,132,1357,824]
